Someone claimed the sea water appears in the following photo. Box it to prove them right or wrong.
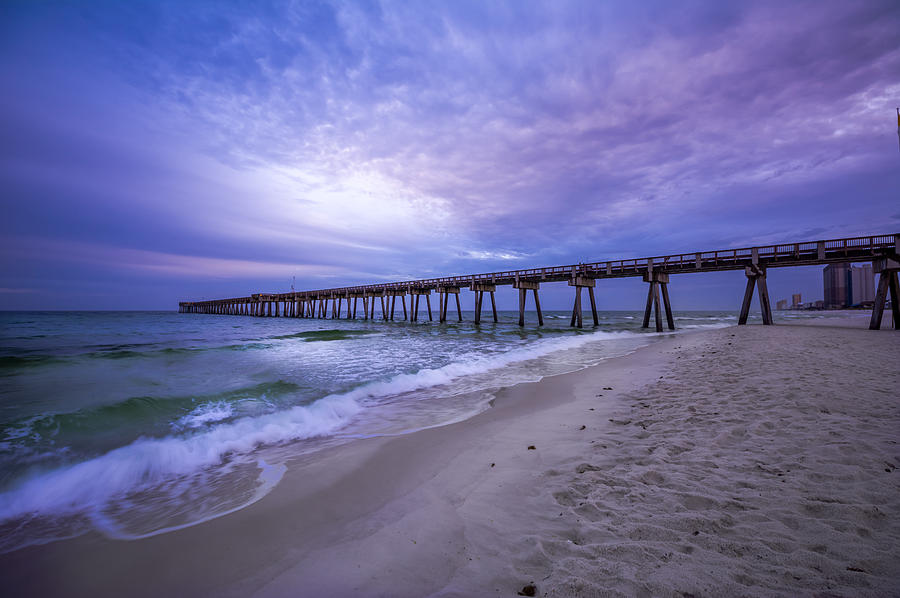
[0,308,833,551]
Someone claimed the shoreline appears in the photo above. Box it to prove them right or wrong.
[1,323,898,596]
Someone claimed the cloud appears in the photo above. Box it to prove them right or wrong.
[1,236,354,281]
[2,0,898,308]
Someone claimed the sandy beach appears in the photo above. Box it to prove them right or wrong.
[2,320,898,597]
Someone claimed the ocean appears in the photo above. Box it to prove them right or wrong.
[0,308,839,552]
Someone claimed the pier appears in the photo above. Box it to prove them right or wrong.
[180,234,900,331]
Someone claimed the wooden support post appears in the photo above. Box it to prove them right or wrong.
[513,280,539,326]
[402,295,408,320]
[757,276,773,325]
[739,266,771,325]
[436,287,458,324]
[642,283,654,328]
[532,289,543,326]
[660,284,675,330]
[456,293,463,322]
[576,287,584,328]
[413,294,419,322]
[489,291,497,323]
[738,276,755,325]
[871,268,890,330]
[889,272,900,330]
[652,281,663,332]
[641,272,672,330]
[425,294,432,321]
[870,257,900,330]
[568,277,594,328]
[475,291,483,324]
[390,295,396,321]
[380,296,386,320]
[519,288,527,327]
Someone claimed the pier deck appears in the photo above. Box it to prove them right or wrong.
[180,234,900,330]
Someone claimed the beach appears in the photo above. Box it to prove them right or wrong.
[1,319,898,596]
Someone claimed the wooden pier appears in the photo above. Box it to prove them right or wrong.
[180,234,900,331]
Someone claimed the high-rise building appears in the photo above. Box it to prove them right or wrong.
[850,264,875,305]
[776,299,788,310]
[823,263,851,308]
[791,293,802,308]
[823,263,875,308]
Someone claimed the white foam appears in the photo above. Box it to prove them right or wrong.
[347,329,644,402]
[174,401,234,429]
[91,459,286,541]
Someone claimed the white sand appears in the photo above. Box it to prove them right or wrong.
[2,323,898,597]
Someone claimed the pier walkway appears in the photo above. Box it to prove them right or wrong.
[180,234,900,331]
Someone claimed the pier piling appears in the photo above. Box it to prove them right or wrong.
[739,265,772,325]
[870,257,900,330]
[568,276,596,328]
[642,271,674,332]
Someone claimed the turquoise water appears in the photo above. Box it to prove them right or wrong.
[0,309,752,550]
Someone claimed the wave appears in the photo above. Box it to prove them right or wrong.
[0,343,278,373]
[0,355,64,371]
[270,329,377,342]
[0,391,360,526]
[1,381,306,455]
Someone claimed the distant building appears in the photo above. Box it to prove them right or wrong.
[850,264,874,305]
[776,299,788,310]
[791,293,802,308]
[823,263,875,308]
[824,263,851,308]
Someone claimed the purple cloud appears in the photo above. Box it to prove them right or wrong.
[1,0,898,309]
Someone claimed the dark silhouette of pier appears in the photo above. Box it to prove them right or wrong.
[180,234,900,331]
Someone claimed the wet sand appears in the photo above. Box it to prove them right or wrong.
[2,321,898,597]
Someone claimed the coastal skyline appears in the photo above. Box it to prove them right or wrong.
[2,0,899,310]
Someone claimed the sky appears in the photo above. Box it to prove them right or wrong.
[1,0,898,311]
